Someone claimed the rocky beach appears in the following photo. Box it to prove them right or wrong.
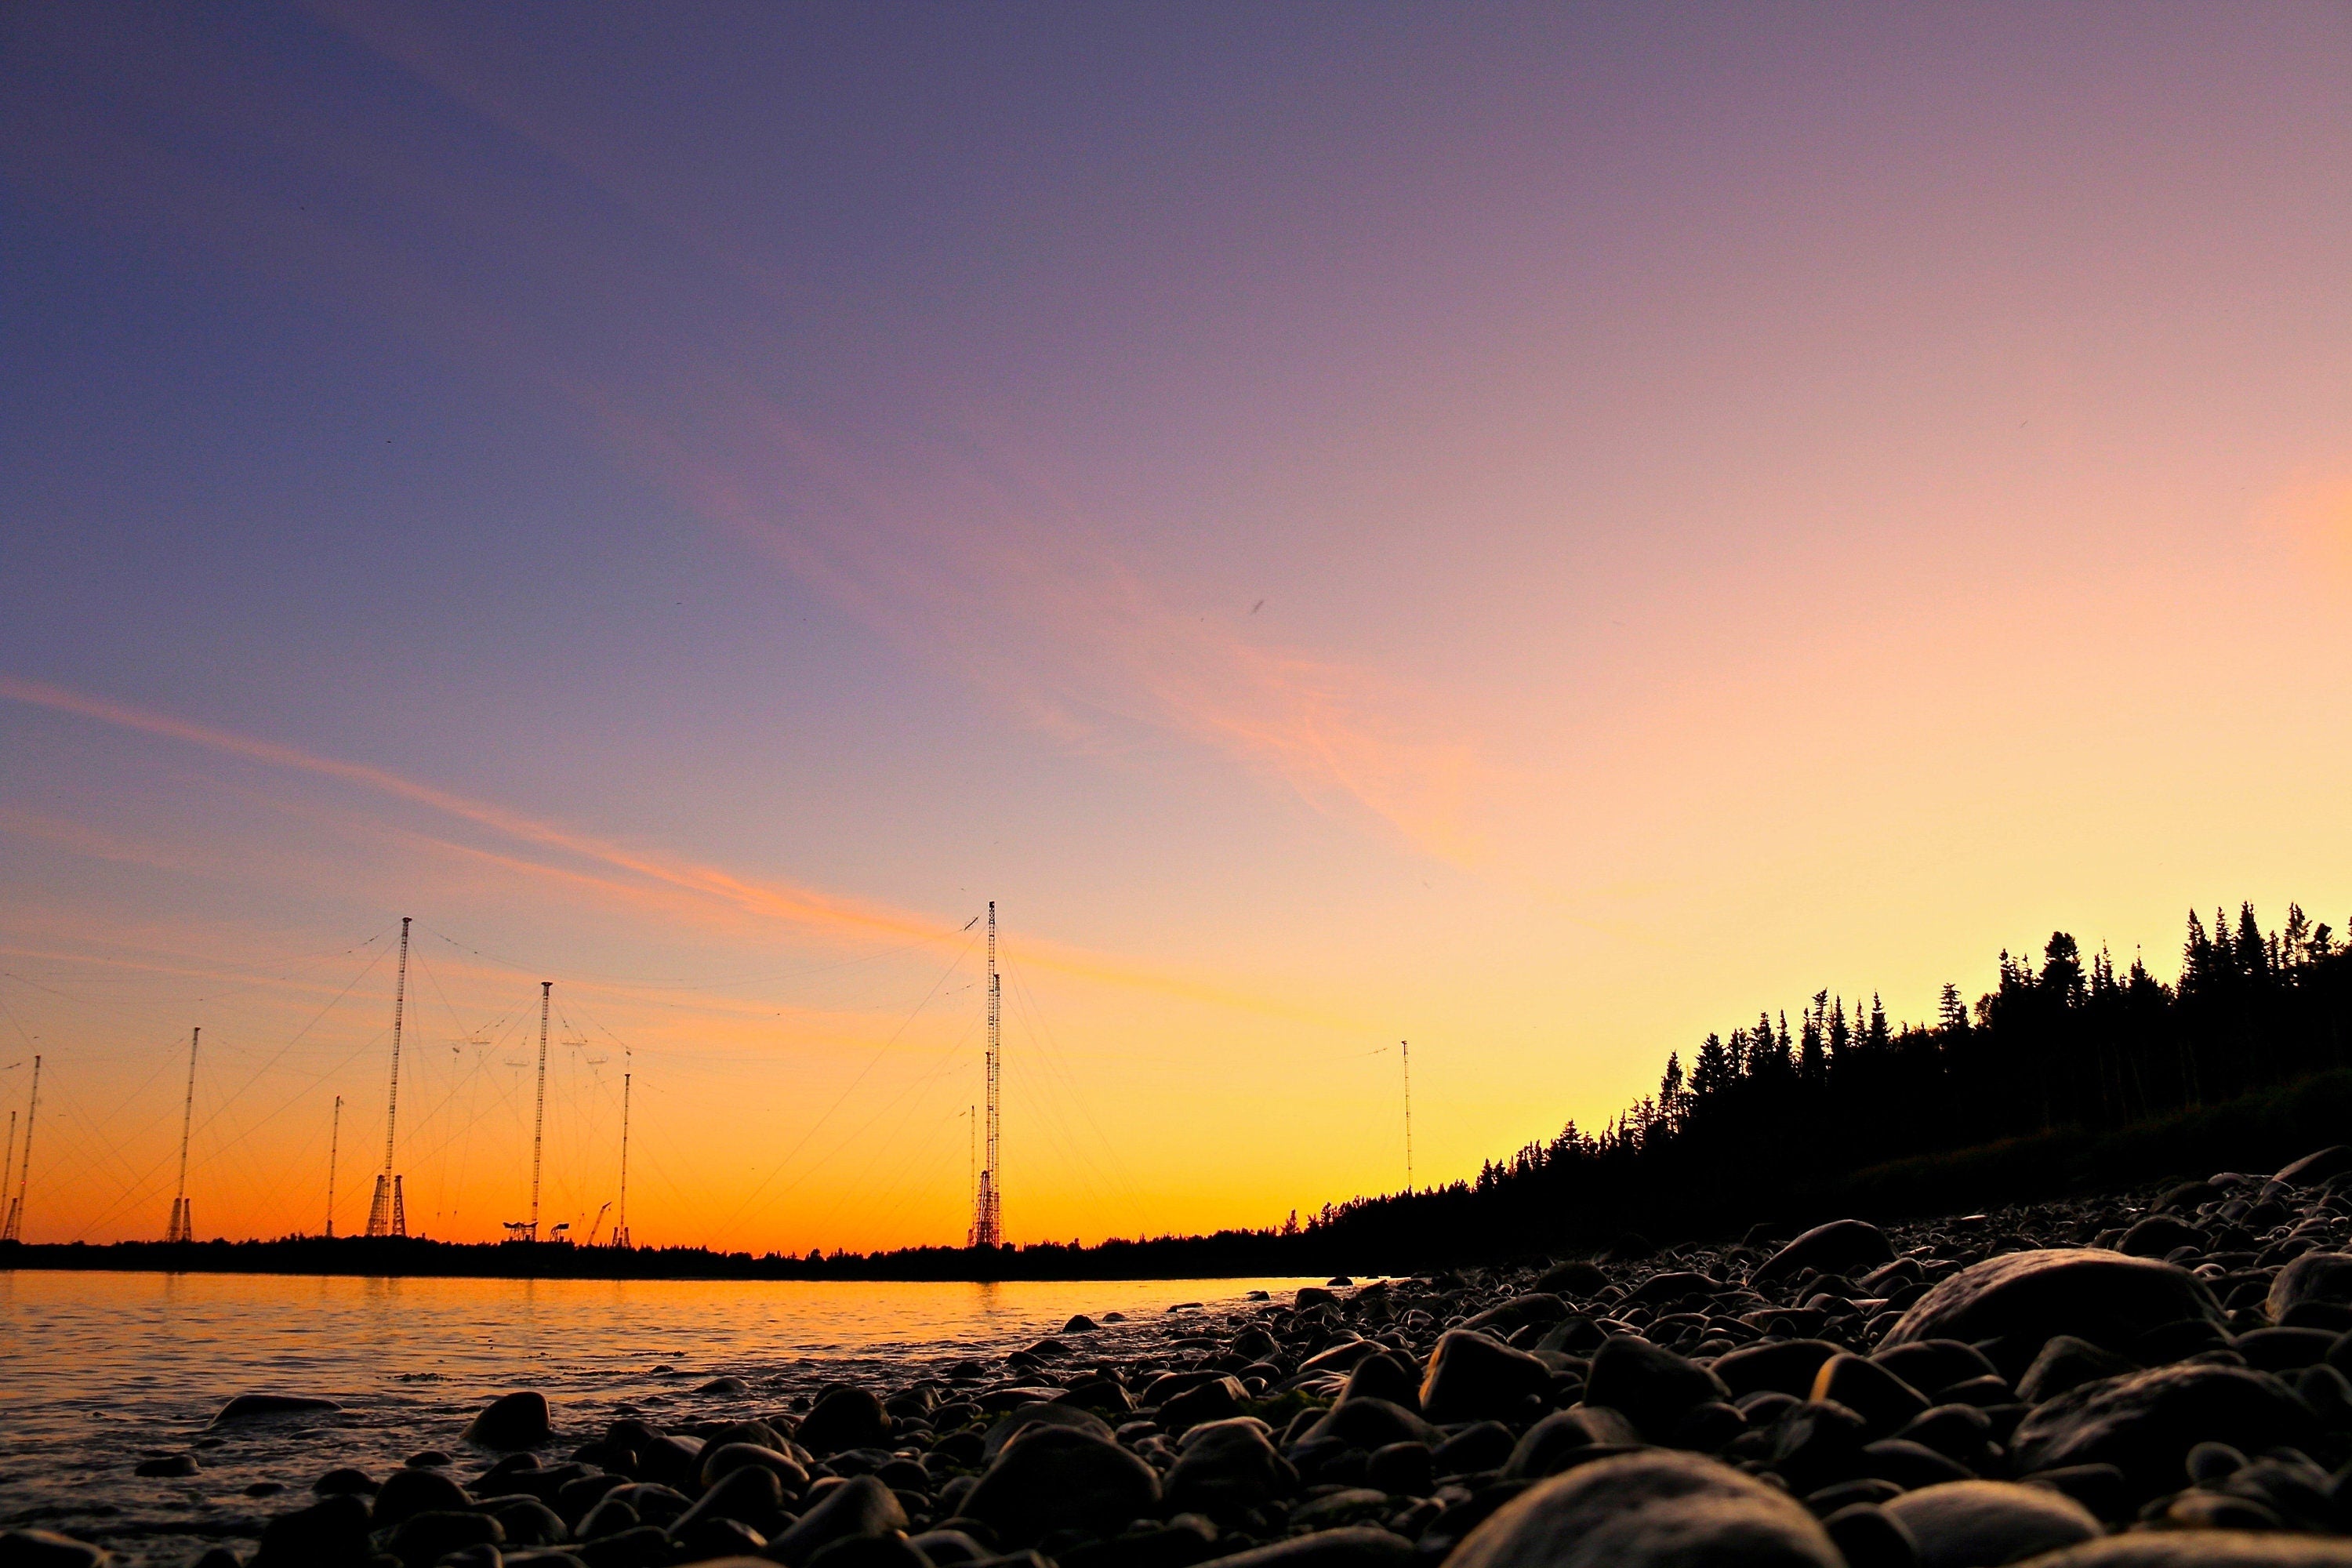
[16,1149,2352,1568]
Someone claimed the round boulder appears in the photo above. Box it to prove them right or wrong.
[1881,1480,2099,1568]
[1450,1449,1842,1568]
[2010,1363,2318,1499]
[1752,1221,1894,1287]
[963,1424,1161,1546]
[462,1390,551,1450]
[2267,1251,2352,1323]
[1880,1249,2220,1356]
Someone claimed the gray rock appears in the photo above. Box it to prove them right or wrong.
[1192,1526,1413,1568]
[981,1402,1114,1461]
[764,1475,908,1567]
[0,1530,110,1567]
[1446,1449,1842,1568]
[1752,1221,1894,1286]
[1879,1480,2097,1568]
[1420,1330,1552,1422]
[1880,1249,2222,1356]
[2267,1251,2352,1322]
[2005,1534,2352,1566]
[465,1391,554,1450]
[963,1424,1161,1546]
[208,1393,342,1426]
[1163,1418,1296,1523]
[1584,1336,1729,1441]
[2009,1363,2319,1498]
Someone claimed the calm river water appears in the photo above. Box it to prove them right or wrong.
[0,1269,1319,1565]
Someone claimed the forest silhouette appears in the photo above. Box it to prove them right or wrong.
[11,902,2348,1279]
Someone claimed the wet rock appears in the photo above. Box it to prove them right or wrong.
[466,1392,554,1450]
[386,1508,502,1568]
[764,1475,909,1566]
[1585,1336,1729,1441]
[2010,1363,2319,1498]
[1820,1503,1918,1568]
[374,1465,474,1527]
[1163,1419,1295,1522]
[981,1403,1114,1462]
[133,1453,198,1477]
[797,1388,892,1455]
[208,1393,342,1426]
[1880,1480,2097,1568]
[2016,1337,2138,1404]
[1189,1525,1413,1568]
[0,1530,111,1568]
[1420,1330,1552,1422]
[1503,1406,1641,1480]
[1447,1449,1842,1568]
[1881,1250,2223,1359]
[2267,1252,2352,1323]
[963,1425,1161,1546]
[1753,1221,1894,1286]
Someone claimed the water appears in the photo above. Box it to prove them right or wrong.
[0,1269,1319,1565]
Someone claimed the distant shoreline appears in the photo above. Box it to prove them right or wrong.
[0,1235,1343,1283]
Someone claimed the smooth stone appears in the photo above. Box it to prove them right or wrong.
[1537,1262,1609,1298]
[1063,1315,1098,1333]
[487,1497,568,1547]
[1584,1335,1729,1442]
[1419,1330,1552,1422]
[698,1377,752,1396]
[1809,1356,1929,1436]
[907,1530,988,1565]
[1163,1419,1296,1523]
[2115,1217,2206,1258]
[1432,1421,1517,1476]
[208,1393,342,1426]
[2236,1327,2338,1372]
[982,1403,1114,1461]
[1715,1341,1843,1399]
[1753,1221,1895,1287]
[0,1530,110,1568]
[1502,1407,1641,1479]
[1869,1342,2001,1399]
[133,1453,199,1477]
[702,1442,810,1494]
[796,1388,893,1456]
[374,1465,474,1527]
[2009,1363,2319,1498]
[1366,1440,1434,1497]
[1881,1480,2097,1568]
[764,1475,908,1567]
[465,1392,554,1451]
[2016,1337,2138,1405]
[2007,1534,2352,1565]
[1338,1352,1421,1410]
[1880,1250,2223,1359]
[2274,1146,2352,1187]
[962,1425,1161,1546]
[1460,1294,1572,1334]
[575,1522,668,1566]
[1297,1397,1438,1451]
[1446,1449,1842,1568]
[2267,1251,2352,1322]
[668,1465,786,1540]
[251,1494,371,1566]
[1820,1503,1918,1568]
[1287,1488,1392,1530]
[1158,1376,1247,1433]
[1189,1525,1413,1568]
[386,1508,502,1568]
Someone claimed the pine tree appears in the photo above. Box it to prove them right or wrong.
[1938,982,1969,1033]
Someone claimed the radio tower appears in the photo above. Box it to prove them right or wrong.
[2,1055,39,1242]
[324,1094,343,1238]
[530,981,550,1242]
[968,904,1003,1249]
[2,1111,16,1226]
[366,917,411,1237]
[612,1066,631,1249]
[166,1027,199,1241]
[1401,1040,1414,1192]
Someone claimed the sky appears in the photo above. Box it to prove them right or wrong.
[2,2,2350,1252]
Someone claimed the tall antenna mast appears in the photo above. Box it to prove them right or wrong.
[2,1055,39,1242]
[531,981,550,1242]
[366,917,411,1237]
[325,1095,343,1239]
[167,1027,199,1242]
[1,1111,16,1226]
[1401,1040,1413,1192]
[613,1065,631,1249]
[969,904,1003,1249]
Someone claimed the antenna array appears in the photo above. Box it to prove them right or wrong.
[969,903,1003,1248]
[165,1027,198,1241]
[366,917,411,1237]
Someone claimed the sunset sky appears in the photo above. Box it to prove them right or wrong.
[2,4,2350,1251]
